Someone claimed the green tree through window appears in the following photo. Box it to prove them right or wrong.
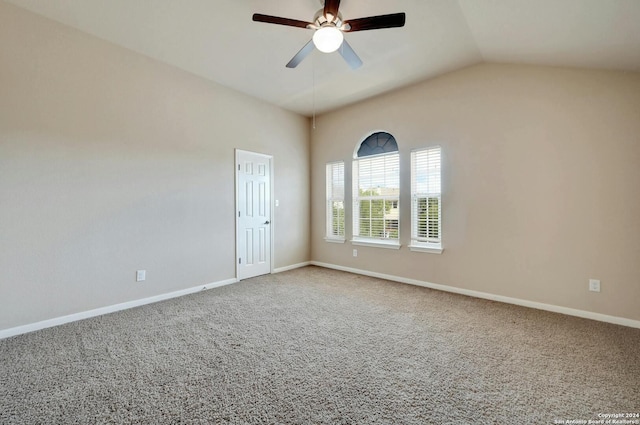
[331,201,345,236]
[416,197,440,239]
[358,190,398,238]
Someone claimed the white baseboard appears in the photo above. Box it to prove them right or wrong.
[0,277,238,340]
[310,261,640,329]
[4,262,638,339]
[273,261,311,274]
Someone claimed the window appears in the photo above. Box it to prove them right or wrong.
[410,146,442,254]
[352,132,400,249]
[325,161,345,242]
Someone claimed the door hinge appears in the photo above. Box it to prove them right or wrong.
[238,211,240,217]
[239,258,241,264]
[238,164,240,171]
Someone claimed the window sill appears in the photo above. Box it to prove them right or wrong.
[408,243,443,254]
[324,237,346,244]
[351,239,401,250]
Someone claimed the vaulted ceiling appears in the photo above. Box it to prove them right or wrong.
[6,0,640,116]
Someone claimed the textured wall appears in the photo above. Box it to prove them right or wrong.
[0,3,310,330]
[311,63,640,322]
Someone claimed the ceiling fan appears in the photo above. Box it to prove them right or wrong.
[253,0,406,69]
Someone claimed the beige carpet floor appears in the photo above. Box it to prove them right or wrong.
[1,266,639,424]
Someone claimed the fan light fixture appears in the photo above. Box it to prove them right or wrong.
[313,25,344,53]
[252,3,406,69]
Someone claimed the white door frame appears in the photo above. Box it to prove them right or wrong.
[235,149,274,280]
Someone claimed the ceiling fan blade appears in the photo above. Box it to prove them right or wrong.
[286,40,315,68]
[324,0,341,20]
[343,13,406,32]
[252,13,313,29]
[338,40,362,69]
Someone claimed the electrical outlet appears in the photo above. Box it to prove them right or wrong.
[136,270,146,282]
[589,279,600,292]
[353,249,358,257]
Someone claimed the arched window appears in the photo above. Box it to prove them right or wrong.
[352,132,400,247]
[356,132,398,157]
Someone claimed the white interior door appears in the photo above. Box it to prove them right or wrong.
[236,150,272,280]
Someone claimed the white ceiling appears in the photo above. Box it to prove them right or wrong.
[6,0,640,116]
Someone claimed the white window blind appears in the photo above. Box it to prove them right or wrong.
[411,147,441,248]
[326,161,345,239]
[353,153,400,240]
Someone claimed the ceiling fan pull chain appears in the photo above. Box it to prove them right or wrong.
[312,50,316,129]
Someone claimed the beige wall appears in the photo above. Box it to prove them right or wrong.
[0,3,310,330]
[311,63,640,322]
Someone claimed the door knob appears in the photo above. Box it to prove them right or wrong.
[264,220,270,225]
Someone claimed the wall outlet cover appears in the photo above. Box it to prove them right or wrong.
[136,270,146,282]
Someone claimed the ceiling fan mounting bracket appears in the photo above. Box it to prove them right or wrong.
[313,9,343,27]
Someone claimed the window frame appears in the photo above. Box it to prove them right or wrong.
[409,146,443,254]
[325,161,346,243]
[351,151,401,250]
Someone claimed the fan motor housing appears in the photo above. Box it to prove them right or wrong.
[313,9,343,27]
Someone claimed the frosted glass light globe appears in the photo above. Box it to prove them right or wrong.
[313,26,344,53]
